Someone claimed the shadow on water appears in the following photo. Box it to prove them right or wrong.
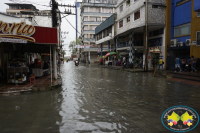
[0,61,200,133]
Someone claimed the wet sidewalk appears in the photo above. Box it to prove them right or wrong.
[155,70,200,86]
[102,65,154,72]
[0,75,62,96]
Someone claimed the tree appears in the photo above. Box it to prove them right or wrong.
[69,39,81,55]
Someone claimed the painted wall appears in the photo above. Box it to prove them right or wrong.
[191,0,200,58]
[170,0,191,43]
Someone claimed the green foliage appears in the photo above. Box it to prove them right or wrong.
[69,39,81,55]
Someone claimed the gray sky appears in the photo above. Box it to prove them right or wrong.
[0,0,79,56]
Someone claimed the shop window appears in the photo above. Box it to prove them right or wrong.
[174,23,191,37]
[120,5,123,12]
[127,16,130,23]
[134,10,140,21]
[119,20,123,28]
[126,0,130,6]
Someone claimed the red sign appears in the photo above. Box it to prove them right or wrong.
[33,26,58,44]
[0,21,58,44]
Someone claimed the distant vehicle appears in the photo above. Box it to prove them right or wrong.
[75,60,79,66]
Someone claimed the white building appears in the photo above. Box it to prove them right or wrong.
[76,0,117,63]
[115,0,166,69]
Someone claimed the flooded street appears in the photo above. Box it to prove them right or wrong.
[0,62,200,133]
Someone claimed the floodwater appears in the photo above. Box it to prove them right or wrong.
[0,62,200,133]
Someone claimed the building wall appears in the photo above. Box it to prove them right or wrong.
[170,0,191,44]
[191,0,200,58]
[33,16,52,27]
[148,5,165,24]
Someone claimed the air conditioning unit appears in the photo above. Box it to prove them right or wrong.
[170,39,178,47]
[177,42,184,47]
[185,39,191,46]
[197,31,200,46]
[109,33,112,37]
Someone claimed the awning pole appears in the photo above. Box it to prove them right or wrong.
[50,45,52,85]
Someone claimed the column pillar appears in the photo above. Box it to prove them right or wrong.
[129,32,134,64]
[101,44,103,58]
[108,41,110,51]
[88,51,90,64]
[53,46,57,79]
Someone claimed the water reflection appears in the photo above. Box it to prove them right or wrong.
[0,62,200,132]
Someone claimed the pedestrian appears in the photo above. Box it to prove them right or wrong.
[139,57,143,68]
[191,56,197,72]
[187,57,192,72]
[175,56,181,72]
[181,57,186,72]
[158,57,164,71]
[100,58,103,66]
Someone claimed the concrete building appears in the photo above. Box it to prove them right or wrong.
[165,0,200,70]
[77,0,117,63]
[5,3,53,28]
[95,0,166,68]
[95,14,117,59]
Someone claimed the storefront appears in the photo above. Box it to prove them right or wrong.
[0,16,58,83]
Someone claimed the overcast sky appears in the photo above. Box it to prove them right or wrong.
[0,0,80,56]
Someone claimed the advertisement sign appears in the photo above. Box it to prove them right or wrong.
[0,20,58,44]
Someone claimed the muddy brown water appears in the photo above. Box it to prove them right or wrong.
[0,62,200,133]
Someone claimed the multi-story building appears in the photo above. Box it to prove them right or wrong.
[166,0,200,70]
[77,0,117,63]
[96,0,166,69]
[5,3,53,27]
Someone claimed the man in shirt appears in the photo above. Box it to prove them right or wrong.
[158,57,163,71]
[175,56,181,72]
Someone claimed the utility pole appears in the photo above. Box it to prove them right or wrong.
[51,0,58,28]
[144,0,148,71]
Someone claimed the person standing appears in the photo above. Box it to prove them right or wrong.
[181,57,186,72]
[158,58,163,71]
[139,57,143,68]
[191,56,197,72]
[175,56,181,72]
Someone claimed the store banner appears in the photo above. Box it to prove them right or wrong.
[0,21,58,44]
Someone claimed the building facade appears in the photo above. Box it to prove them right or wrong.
[77,0,117,63]
[166,0,200,70]
[114,0,166,68]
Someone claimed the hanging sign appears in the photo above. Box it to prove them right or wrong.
[0,21,35,43]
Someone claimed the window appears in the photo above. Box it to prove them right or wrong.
[127,16,130,23]
[107,26,112,36]
[89,17,101,21]
[134,0,139,2]
[197,11,200,17]
[84,7,88,12]
[84,34,88,38]
[174,23,191,37]
[102,8,113,13]
[83,16,88,21]
[89,25,97,30]
[119,20,123,28]
[83,25,88,30]
[120,5,123,12]
[102,17,107,21]
[126,0,130,6]
[90,7,100,13]
[134,10,140,21]
[90,34,94,39]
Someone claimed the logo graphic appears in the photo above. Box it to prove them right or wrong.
[161,105,199,132]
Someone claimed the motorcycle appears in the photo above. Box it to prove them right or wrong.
[75,60,79,66]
